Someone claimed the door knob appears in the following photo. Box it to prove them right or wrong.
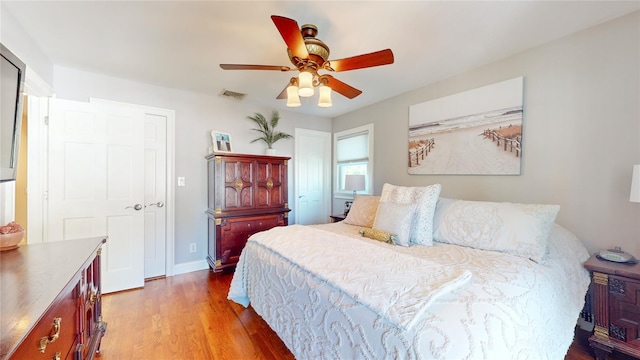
[147,201,165,208]
[125,204,143,211]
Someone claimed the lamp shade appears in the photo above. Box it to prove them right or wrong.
[345,174,366,192]
[317,85,332,107]
[631,164,640,203]
[286,84,301,107]
[298,71,314,97]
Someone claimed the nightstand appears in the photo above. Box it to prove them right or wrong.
[329,214,346,223]
[584,254,640,360]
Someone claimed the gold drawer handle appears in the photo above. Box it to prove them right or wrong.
[39,317,61,353]
[235,180,243,189]
[90,289,101,305]
[266,179,274,189]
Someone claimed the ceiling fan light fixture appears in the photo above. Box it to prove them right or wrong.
[317,84,332,107]
[286,83,301,107]
[298,71,314,97]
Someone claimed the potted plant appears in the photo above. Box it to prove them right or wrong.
[247,110,293,155]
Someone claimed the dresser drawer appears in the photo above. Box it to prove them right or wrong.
[251,217,280,231]
[219,215,284,266]
[11,282,79,359]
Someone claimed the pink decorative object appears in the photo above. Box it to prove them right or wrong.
[0,222,25,251]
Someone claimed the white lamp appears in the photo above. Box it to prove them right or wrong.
[630,164,640,203]
[286,83,301,107]
[344,174,366,198]
[298,71,314,97]
[317,84,332,107]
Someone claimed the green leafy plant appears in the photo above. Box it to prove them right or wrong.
[247,110,293,149]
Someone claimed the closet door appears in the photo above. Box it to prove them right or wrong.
[48,98,145,293]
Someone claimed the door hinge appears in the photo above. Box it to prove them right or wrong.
[43,190,48,200]
[44,116,49,125]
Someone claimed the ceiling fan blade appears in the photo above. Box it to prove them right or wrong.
[220,64,292,71]
[276,83,289,99]
[326,49,394,72]
[323,75,362,99]
[271,15,309,59]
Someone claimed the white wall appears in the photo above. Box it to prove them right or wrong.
[50,66,332,265]
[0,5,54,86]
[333,12,640,258]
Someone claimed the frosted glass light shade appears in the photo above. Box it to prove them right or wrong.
[317,85,332,107]
[286,85,301,107]
[631,164,640,203]
[298,71,314,97]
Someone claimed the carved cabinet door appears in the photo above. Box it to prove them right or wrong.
[609,275,640,348]
[222,158,255,211]
[255,159,287,208]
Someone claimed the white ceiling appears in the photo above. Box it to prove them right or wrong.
[4,1,639,118]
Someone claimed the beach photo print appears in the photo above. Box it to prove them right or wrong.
[408,77,524,175]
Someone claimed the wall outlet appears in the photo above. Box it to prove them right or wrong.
[178,177,186,187]
[189,243,196,253]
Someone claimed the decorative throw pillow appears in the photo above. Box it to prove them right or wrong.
[433,199,560,263]
[343,195,380,228]
[372,201,417,246]
[358,228,398,245]
[379,183,441,246]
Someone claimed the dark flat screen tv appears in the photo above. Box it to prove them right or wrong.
[0,43,26,183]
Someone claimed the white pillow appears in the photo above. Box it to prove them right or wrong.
[343,195,380,228]
[379,183,441,245]
[372,201,417,246]
[433,198,560,263]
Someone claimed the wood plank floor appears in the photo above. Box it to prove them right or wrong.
[99,269,610,360]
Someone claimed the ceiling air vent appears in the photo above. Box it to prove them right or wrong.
[219,89,246,101]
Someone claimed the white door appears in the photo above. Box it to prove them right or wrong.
[143,113,167,278]
[48,98,145,293]
[294,128,331,225]
[90,99,172,280]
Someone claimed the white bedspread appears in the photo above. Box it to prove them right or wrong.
[229,225,472,331]
[228,222,591,359]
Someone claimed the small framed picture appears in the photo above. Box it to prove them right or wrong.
[211,130,232,153]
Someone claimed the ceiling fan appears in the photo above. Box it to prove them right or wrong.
[220,15,394,107]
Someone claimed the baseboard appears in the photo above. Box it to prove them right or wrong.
[172,259,208,275]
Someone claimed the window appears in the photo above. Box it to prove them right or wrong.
[334,124,374,198]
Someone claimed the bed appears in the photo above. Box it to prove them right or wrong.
[228,183,591,359]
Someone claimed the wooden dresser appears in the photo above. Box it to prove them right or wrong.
[584,255,640,360]
[205,153,290,272]
[1,237,107,360]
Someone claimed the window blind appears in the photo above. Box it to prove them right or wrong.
[336,131,368,163]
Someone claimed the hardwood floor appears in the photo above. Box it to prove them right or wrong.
[100,270,294,360]
[99,269,611,360]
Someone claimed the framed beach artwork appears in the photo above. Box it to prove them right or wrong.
[211,130,232,153]
[408,77,524,175]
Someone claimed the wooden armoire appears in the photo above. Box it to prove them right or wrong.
[205,153,290,272]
